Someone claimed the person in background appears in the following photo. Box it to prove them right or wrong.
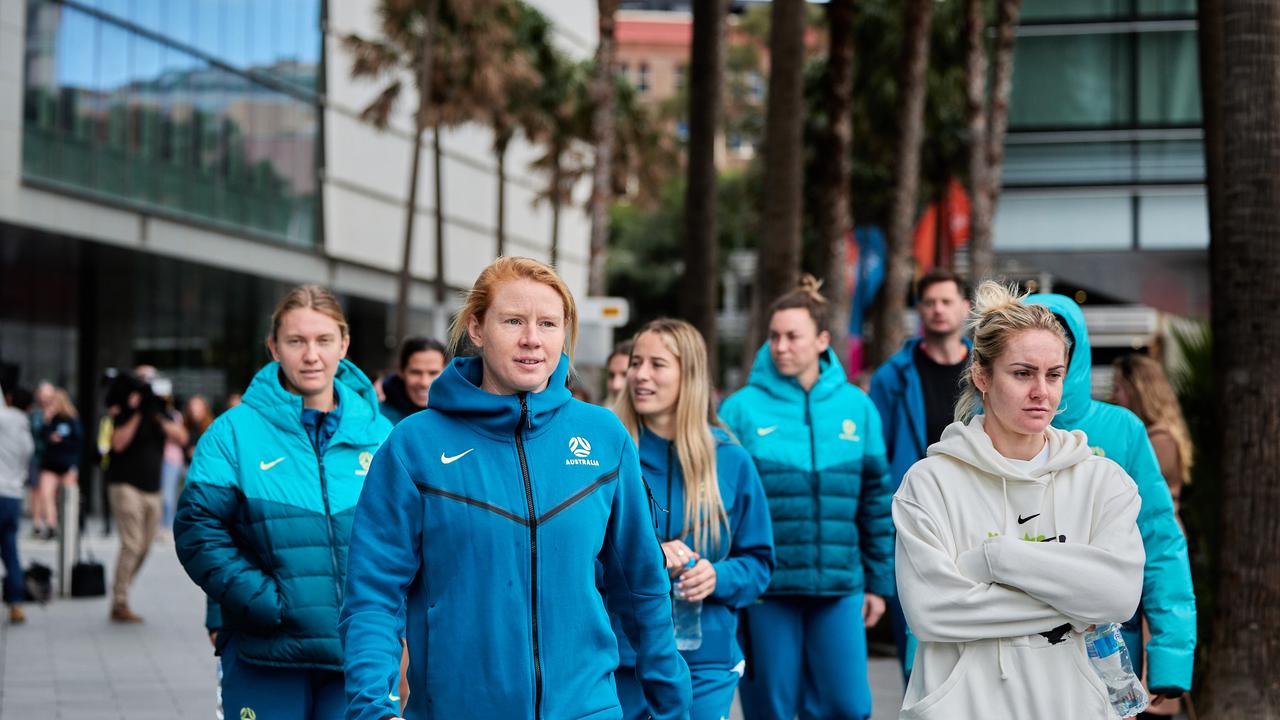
[604,339,633,407]
[379,337,447,426]
[0,387,35,624]
[869,267,972,678]
[611,318,774,720]
[1111,352,1194,719]
[720,275,895,720]
[225,392,242,411]
[1027,293,1196,711]
[175,284,392,719]
[29,382,54,539]
[155,380,189,536]
[183,395,214,465]
[36,388,83,541]
[340,256,690,720]
[105,366,188,623]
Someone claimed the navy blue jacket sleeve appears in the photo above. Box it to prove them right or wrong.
[340,440,422,720]
[868,365,899,461]
[709,447,774,609]
[205,596,222,634]
[173,425,282,630]
[600,439,691,720]
[856,399,896,598]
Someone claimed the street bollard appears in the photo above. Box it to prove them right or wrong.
[58,482,80,597]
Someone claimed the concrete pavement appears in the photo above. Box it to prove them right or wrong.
[1,517,904,719]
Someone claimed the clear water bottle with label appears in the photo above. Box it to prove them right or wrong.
[1084,623,1149,717]
[672,558,702,651]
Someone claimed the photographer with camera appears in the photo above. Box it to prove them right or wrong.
[105,365,187,623]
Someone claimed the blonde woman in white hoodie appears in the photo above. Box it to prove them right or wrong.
[893,282,1145,720]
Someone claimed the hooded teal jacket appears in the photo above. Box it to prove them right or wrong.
[1027,293,1196,694]
[340,355,691,720]
[175,359,393,670]
[719,345,894,598]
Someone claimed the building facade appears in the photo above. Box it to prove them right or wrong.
[0,0,596,409]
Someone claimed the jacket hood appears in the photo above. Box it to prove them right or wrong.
[1025,293,1092,426]
[746,343,848,402]
[426,353,572,438]
[242,358,383,443]
[928,416,1094,483]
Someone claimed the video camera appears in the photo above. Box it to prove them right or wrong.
[101,368,166,418]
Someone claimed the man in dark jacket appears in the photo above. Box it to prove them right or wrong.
[869,268,971,677]
[379,337,446,426]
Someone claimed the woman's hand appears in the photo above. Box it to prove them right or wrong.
[862,593,886,628]
[676,559,716,602]
[659,540,699,577]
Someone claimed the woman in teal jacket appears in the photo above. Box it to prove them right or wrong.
[1027,293,1196,701]
[611,319,774,720]
[339,257,690,720]
[719,277,894,720]
[175,285,393,720]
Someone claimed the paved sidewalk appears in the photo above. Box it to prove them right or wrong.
[1,517,904,719]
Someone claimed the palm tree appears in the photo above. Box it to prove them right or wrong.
[869,0,934,366]
[683,0,730,378]
[344,0,440,348]
[816,0,855,368]
[1198,0,1280,712]
[752,0,808,347]
[588,0,622,295]
[527,50,591,268]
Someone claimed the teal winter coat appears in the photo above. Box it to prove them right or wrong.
[175,359,393,670]
[1027,293,1196,694]
[719,345,895,598]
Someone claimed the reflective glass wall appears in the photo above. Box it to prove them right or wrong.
[21,0,322,247]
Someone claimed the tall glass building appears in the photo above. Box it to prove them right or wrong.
[996,0,1207,316]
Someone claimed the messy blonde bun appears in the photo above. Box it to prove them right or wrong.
[954,281,1071,422]
[768,273,830,333]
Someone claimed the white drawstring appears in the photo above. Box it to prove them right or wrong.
[998,475,1010,681]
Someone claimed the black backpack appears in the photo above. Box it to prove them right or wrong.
[24,561,53,603]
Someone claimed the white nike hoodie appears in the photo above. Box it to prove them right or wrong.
[894,416,1144,720]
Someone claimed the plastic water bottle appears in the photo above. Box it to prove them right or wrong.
[672,558,702,651]
[1084,623,1149,717]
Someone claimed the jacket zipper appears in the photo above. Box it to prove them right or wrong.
[805,392,821,579]
[516,394,543,719]
[315,445,342,604]
[665,442,674,541]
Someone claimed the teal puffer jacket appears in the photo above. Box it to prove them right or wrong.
[720,345,895,597]
[175,359,392,670]
[1027,293,1196,694]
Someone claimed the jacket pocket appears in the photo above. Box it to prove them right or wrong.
[1067,640,1118,719]
[900,645,978,719]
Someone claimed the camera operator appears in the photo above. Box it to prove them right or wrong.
[104,365,187,623]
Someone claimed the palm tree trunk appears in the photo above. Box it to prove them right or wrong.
[495,131,510,257]
[682,0,728,380]
[550,146,562,268]
[753,0,808,347]
[981,0,1021,276]
[818,0,854,370]
[1198,0,1225,254]
[433,122,446,333]
[1200,0,1280,710]
[965,0,993,283]
[588,0,621,296]
[394,0,437,351]
[870,0,933,367]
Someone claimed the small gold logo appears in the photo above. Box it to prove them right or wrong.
[356,451,374,476]
[1091,446,1107,458]
[839,419,860,442]
[240,708,256,720]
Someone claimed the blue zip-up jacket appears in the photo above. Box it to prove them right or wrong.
[1027,293,1196,694]
[613,426,774,669]
[719,345,895,598]
[869,337,972,490]
[340,355,691,720]
[174,359,392,670]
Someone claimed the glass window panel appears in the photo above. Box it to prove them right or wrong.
[55,6,98,90]
[1137,140,1204,182]
[249,1,278,73]
[222,1,250,70]
[1138,0,1196,16]
[162,0,196,49]
[193,0,221,59]
[133,0,162,36]
[1004,142,1136,186]
[1010,34,1132,129]
[97,0,132,24]
[1138,190,1208,249]
[1138,31,1201,125]
[1021,0,1126,22]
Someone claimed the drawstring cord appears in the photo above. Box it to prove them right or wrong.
[998,475,1010,681]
